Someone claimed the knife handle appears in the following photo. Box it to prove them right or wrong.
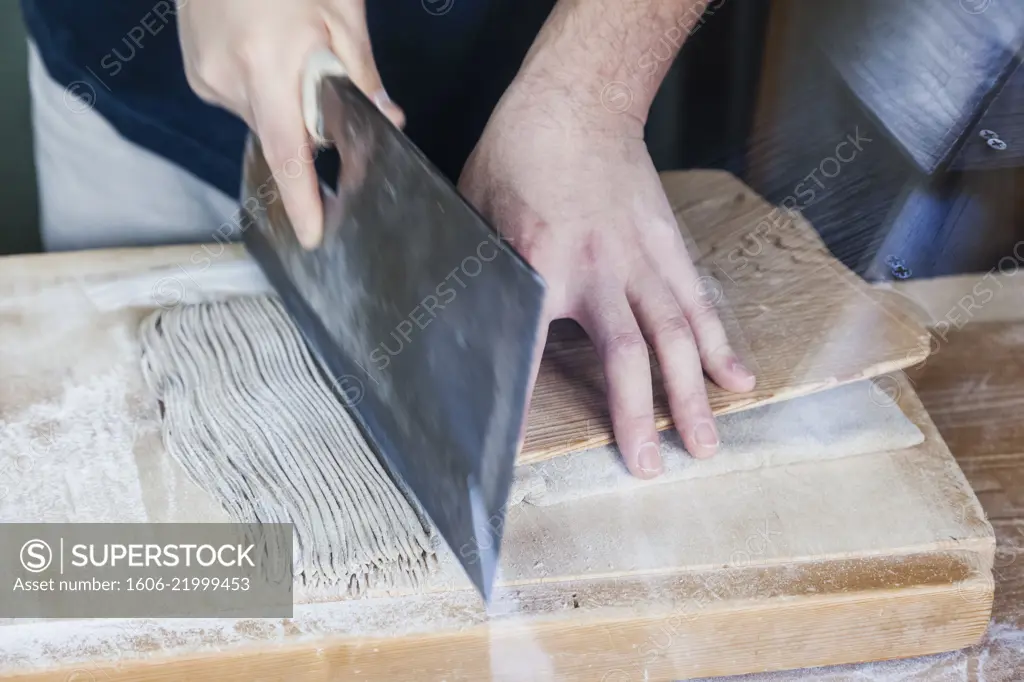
[301,49,349,147]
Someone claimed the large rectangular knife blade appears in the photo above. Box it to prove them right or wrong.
[239,68,545,601]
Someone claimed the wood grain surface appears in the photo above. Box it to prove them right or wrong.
[520,170,931,463]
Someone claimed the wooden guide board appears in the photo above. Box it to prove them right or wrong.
[522,171,930,462]
[0,172,991,680]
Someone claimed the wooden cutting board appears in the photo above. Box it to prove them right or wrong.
[0,171,990,681]
[0,373,994,681]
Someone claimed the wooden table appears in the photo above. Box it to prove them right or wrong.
[708,272,1024,681]
[899,273,1024,680]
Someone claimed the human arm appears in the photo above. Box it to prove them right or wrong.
[458,0,754,477]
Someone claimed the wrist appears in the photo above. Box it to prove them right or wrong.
[507,0,711,134]
[504,66,649,138]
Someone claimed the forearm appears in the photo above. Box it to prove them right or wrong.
[515,0,719,126]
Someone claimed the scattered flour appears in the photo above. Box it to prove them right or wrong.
[0,367,149,524]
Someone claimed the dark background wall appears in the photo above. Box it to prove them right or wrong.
[3,0,1022,277]
[0,3,40,255]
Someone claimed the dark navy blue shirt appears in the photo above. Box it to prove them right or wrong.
[21,0,555,198]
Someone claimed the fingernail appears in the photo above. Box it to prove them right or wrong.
[637,442,662,476]
[297,226,320,251]
[693,420,720,449]
[371,91,405,128]
[371,89,399,117]
[730,357,754,380]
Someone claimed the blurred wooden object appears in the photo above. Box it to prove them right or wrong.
[745,0,1024,282]
[953,63,1024,172]
[813,0,1024,175]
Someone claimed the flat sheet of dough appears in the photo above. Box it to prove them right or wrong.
[512,379,924,507]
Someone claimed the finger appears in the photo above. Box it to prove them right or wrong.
[322,5,405,128]
[658,240,755,393]
[629,273,719,459]
[249,75,324,249]
[678,271,756,394]
[577,291,662,478]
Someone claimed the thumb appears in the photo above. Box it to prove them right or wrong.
[250,80,323,249]
[321,5,405,128]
